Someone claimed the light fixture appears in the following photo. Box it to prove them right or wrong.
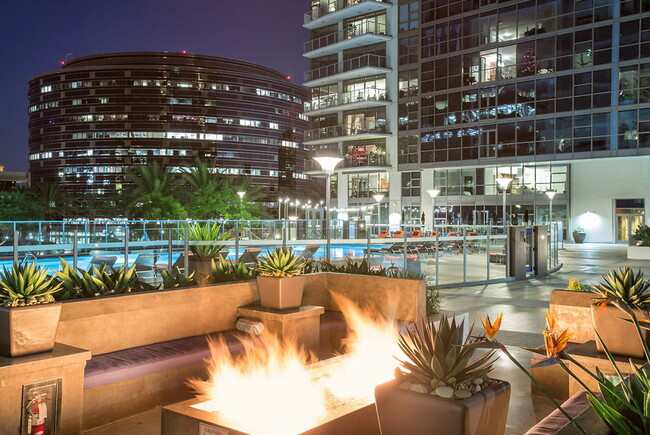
[313,156,343,262]
[546,190,556,224]
[237,191,245,200]
[373,194,384,203]
[427,189,441,231]
[496,177,513,231]
[313,156,343,175]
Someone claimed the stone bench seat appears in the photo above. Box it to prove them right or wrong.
[525,391,608,434]
[84,331,246,389]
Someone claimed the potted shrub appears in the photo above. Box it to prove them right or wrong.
[186,222,231,278]
[590,267,650,358]
[628,224,650,259]
[256,247,306,310]
[374,314,510,435]
[572,227,587,243]
[0,263,63,357]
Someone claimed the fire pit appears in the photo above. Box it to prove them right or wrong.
[162,356,380,435]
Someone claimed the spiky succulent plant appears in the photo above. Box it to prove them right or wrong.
[0,262,62,307]
[590,267,650,308]
[160,269,197,289]
[207,257,256,283]
[396,314,497,390]
[56,259,155,299]
[256,247,305,278]
[186,222,231,259]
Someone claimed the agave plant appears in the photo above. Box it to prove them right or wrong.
[590,267,650,307]
[320,258,387,276]
[396,314,497,390]
[207,257,256,283]
[0,262,62,307]
[186,222,231,259]
[256,247,305,278]
[56,259,154,299]
[633,224,650,247]
[160,269,197,289]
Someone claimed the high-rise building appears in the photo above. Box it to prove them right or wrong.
[304,0,650,242]
[28,52,310,199]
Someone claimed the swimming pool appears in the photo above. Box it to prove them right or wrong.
[0,244,377,272]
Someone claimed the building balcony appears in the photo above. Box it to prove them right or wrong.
[304,121,390,145]
[303,22,391,58]
[304,0,392,29]
[303,54,391,87]
[304,88,390,116]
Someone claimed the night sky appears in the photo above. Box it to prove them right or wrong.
[0,0,309,171]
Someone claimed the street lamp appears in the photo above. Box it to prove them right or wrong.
[313,157,343,223]
[277,197,283,220]
[496,177,513,232]
[427,189,440,232]
[545,190,557,224]
[372,194,384,227]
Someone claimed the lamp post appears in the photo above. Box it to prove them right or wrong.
[545,190,557,224]
[496,177,513,232]
[278,197,283,220]
[314,157,343,262]
[427,189,441,233]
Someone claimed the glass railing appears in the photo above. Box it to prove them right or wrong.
[306,120,389,141]
[305,0,391,23]
[304,54,387,82]
[0,220,562,287]
[304,21,388,53]
[305,88,388,112]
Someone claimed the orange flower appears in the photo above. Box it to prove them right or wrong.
[543,328,572,357]
[480,312,504,341]
[545,310,556,332]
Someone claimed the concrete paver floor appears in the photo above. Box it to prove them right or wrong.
[84,243,646,434]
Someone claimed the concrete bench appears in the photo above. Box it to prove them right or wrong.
[525,391,608,434]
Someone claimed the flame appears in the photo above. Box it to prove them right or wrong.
[320,295,402,401]
[191,296,403,433]
[189,335,326,435]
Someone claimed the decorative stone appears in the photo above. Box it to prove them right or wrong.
[455,389,472,399]
[399,381,412,390]
[474,385,481,392]
[448,377,457,385]
[409,383,429,394]
[429,390,438,396]
[473,378,484,385]
[438,381,446,387]
[435,386,454,398]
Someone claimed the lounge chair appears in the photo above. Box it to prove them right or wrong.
[87,256,117,272]
[133,253,160,279]
[226,248,261,268]
[376,230,389,239]
[392,230,405,238]
[154,252,188,275]
[409,230,422,238]
[296,245,320,262]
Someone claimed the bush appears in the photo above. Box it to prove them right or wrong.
[565,278,587,291]
[426,286,442,316]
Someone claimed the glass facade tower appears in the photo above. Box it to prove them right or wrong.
[28,52,310,199]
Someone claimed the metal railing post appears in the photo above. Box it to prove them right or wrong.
[435,231,440,285]
[505,229,511,278]
[326,220,331,263]
[73,232,79,269]
[366,230,371,260]
[282,221,287,248]
[183,228,189,278]
[235,221,240,260]
[463,232,468,282]
[486,231,491,281]
[13,231,18,266]
[124,226,129,267]
[403,232,408,271]
[168,228,173,271]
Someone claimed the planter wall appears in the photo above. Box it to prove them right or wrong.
[591,303,650,358]
[0,303,62,357]
[375,379,510,435]
[56,281,258,355]
[627,245,650,260]
[303,273,426,323]
[56,272,426,356]
[549,290,595,344]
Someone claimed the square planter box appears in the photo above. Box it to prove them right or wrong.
[0,303,62,357]
[627,246,650,260]
[374,379,510,435]
[550,290,595,344]
[257,275,305,310]
[591,303,650,358]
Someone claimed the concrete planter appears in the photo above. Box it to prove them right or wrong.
[550,290,595,344]
[186,256,214,278]
[591,303,650,358]
[256,275,305,310]
[374,379,510,435]
[572,232,586,243]
[0,303,62,357]
[627,245,650,260]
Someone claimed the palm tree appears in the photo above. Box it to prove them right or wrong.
[126,162,177,196]
[182,159,224,191]
[28,183,66,219]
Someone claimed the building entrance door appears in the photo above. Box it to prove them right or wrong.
[615,199,645,243]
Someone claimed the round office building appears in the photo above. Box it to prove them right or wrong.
[28,51,310,199]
